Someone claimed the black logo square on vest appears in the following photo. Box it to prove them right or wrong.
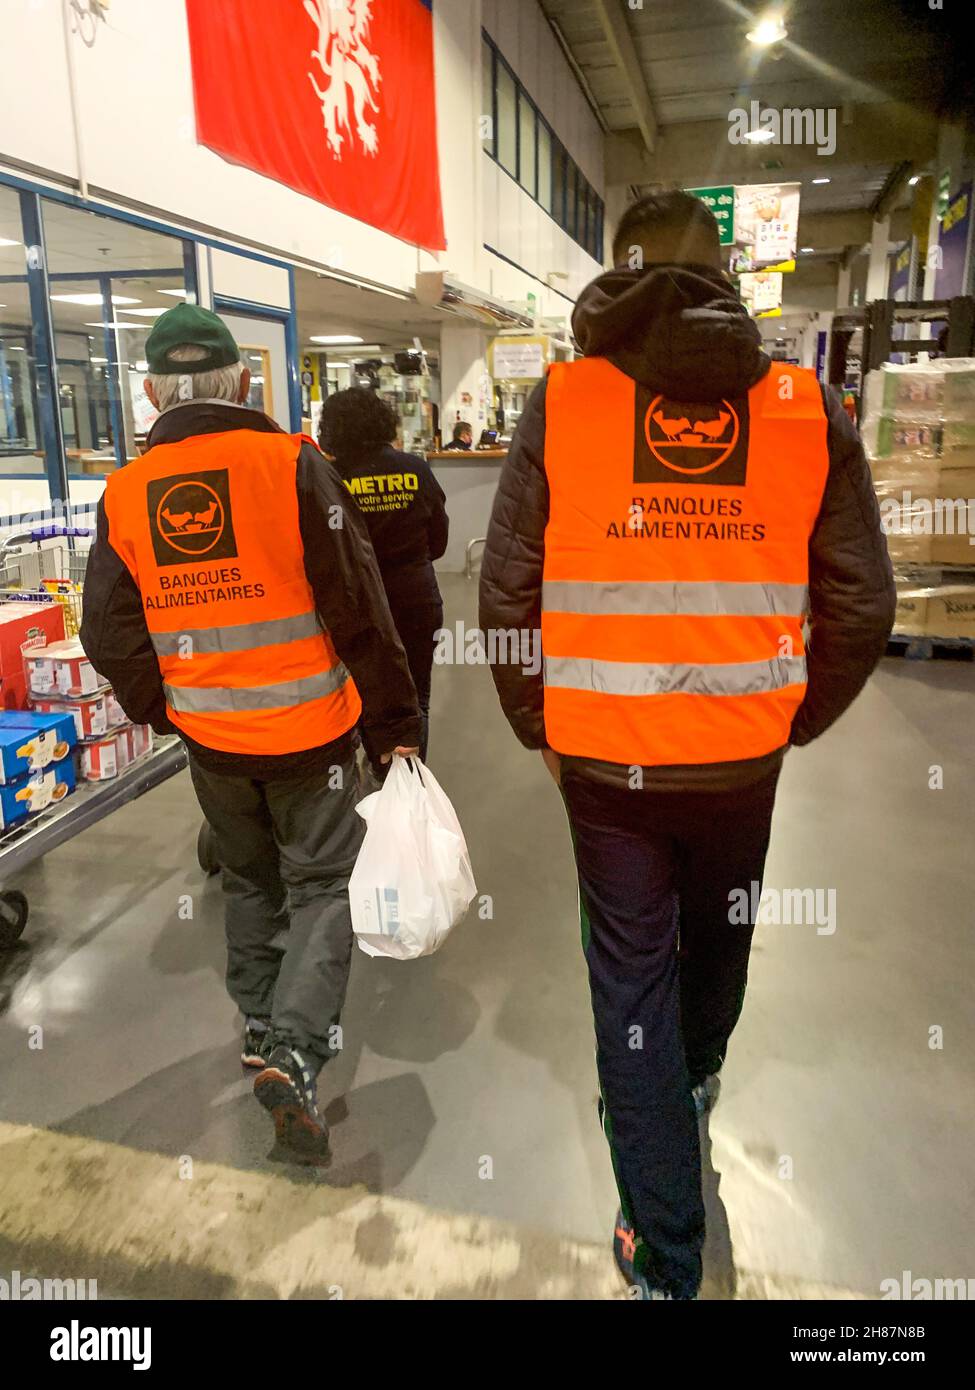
[147,469,238,567]
[633,387,750,487]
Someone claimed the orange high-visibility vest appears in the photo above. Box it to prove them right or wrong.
[542,358,830,765]
[103,428,361,755]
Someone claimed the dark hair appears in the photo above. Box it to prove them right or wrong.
[452,421,472,440]
[319,387,397,463]
[611,189,721,267]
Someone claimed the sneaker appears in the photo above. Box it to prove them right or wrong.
[253,1044,330,1165]
[692,1073,721,1119]
[241,1017,275,1070]
[612,1211,674,1300]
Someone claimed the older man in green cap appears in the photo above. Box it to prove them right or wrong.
[81,304,420,1164]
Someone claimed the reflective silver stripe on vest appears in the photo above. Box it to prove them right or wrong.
[164,664,350,713]
[544,654,806,698]
[149,610,321,657]
[542,580,808,618]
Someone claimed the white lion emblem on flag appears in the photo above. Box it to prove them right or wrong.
[304,0,381,159]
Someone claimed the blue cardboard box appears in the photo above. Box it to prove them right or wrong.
[0,756,77,829]
[0,710,77,785]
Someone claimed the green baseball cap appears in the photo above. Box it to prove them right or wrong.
[145,303,240,375]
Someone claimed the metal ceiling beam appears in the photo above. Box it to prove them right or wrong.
[604,104,940,187]
[870,161,914,220]
[592,0,658,155]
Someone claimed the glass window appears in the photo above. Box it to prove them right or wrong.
[593,196,604,261]
[42,200,192,471]
[518,91,536,197]
[481,40,495,155]
[537,120,552,214]
[552,142,566,227]
[586,185,598,258]
[0,186,44,477]
[496,60,517,177]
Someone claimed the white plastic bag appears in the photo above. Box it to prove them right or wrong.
[348,756,476,960]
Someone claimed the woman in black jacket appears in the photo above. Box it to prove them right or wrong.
[319,387,448,761]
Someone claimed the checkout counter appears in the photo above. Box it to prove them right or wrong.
[425,446,507,574]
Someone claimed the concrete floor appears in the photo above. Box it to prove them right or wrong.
[1,571,972,1298]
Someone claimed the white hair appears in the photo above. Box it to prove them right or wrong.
[147,344,243,412]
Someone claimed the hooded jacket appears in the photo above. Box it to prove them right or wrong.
[478,265,896,790]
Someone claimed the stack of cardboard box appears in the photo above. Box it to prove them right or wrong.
[862,360,975,640]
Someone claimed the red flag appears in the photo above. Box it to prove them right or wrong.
[185,0,446,252]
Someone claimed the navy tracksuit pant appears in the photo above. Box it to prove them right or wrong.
[560,763,781,1299]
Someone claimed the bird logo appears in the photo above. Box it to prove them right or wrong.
[155,481,226,557]
[644,396,740,475]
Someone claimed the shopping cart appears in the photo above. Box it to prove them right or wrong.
[0,525,89,635]
[0,525,189,947]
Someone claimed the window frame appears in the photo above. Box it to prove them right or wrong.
[480,29,602,263]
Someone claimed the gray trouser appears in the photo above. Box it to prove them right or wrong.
[188,750,364,1071]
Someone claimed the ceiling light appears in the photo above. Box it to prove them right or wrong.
[52,293,141,307]
[909,175,920,186]
[90,356,108,363]
[85,321,145,330]
[742,128,776,144]
[800,247,815,254]
[746,14,788,46]
[0,237,21,248]
[159,288,188,298]
[310,334,365,345]
[121,307,169,317]
[811,177,831,185]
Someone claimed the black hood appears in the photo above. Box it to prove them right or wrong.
[571,264,770,402]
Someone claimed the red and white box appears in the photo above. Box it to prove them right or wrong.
[25,638,107,700]
[32,693,110,741]
[79,724,153,781]
[0,602,66,710]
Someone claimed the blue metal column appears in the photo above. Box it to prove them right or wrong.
[285,266,301,432]
[18,190,69,515]
[99,272,126,471]
[0,342,16,442]
[182,239,199,304]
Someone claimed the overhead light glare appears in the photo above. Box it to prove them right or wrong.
[52,293,141,307]
[746,14,788,46]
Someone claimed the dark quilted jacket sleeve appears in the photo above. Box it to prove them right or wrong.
[478,379,549,749]
[790,385,896,746]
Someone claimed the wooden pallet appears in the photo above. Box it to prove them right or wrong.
[887,632,975,661]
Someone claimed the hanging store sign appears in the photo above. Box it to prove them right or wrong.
[731,183,801,273]
[184,0,446,251]
[934,183,973,300]
[685,187,735,245]
[889,238,915,300]
[738,271,783,318]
